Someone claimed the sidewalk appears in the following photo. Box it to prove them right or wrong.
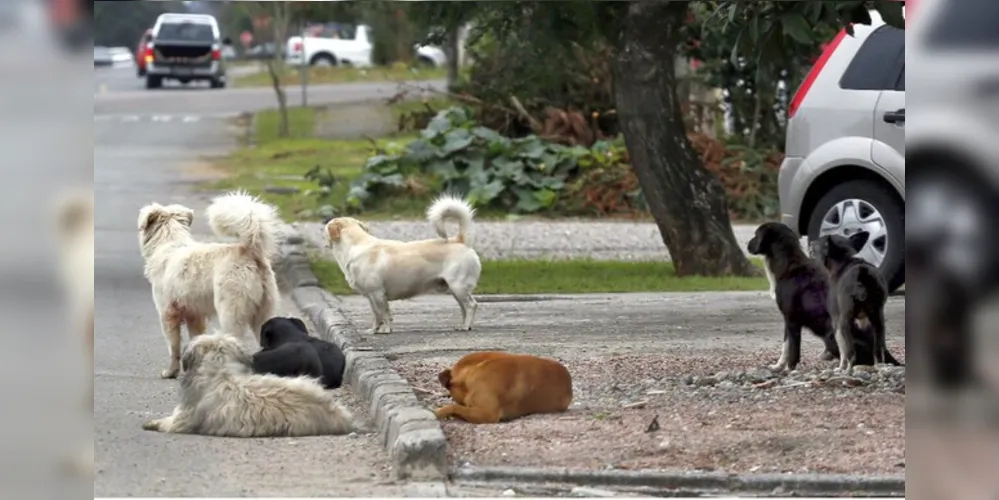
[294,220,761,261]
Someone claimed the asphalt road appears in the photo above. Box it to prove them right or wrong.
[92,77,464,496]
[94,64,446,116]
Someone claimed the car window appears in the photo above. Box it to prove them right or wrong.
[839,25,905,91]
[926,0,999,49]
[157,22,214,42]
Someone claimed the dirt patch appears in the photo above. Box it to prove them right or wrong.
[394,347,906,476]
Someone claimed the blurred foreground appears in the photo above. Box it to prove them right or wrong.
[0,0,91,496]
[907,0,999,498]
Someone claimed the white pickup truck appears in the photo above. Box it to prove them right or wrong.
[285,23,447,68]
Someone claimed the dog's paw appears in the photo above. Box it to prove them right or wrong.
[141,420,162,432]
[433,407,451,420]
[453,325,472,332]
[160,367,179,379]
[819,350,837,362]
[768,362,788,373]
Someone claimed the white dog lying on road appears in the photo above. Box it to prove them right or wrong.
[137,191,280,379]
[142,332,355,437]
[323,194,482,334]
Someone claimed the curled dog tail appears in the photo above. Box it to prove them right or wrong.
[427,193,475,244]
[207,190,280,259]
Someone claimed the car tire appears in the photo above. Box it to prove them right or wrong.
[416,55,436,68]
[309,53,337,67]
[137,67,146,77]
[210,77,226,89]
[807,179,905,292]
[145,75,162,89]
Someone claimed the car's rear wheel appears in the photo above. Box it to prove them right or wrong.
[145,75,162,89]
[137,66,146,77]
[210,77,226,89]
[309,53,337,67]
[807,180,905,292]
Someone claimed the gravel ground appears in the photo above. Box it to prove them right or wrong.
[393,347,906,477]
[293,220,761,261]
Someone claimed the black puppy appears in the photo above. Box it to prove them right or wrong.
[747,222,839,371]
[252,341,324,381]
[810,234,902,371]
[257,317,346,389]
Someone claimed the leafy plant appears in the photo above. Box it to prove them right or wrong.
[347,106,592,214]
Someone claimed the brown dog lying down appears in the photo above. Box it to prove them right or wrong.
[434,351,573,424]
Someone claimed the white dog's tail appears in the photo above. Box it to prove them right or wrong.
[206,191,280,258]
[427,194,475,244]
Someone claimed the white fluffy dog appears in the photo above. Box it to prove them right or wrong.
[137,191,280,379]
[142,333,355,437]
[324,194,482,334]
[53,187,94,476]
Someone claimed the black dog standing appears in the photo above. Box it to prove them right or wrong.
[747,222,840,372]
[810,234,902,371]
[252,317,347,389]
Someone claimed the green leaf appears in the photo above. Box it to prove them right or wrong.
[780,12,814,45]
[442,129,474,155]
[534,188,558,208]
[427,159,460,180]
[405,140,438,163]
[805,2,824,25]
[512,187,543,213]
[467,180,505,206]
[872,0,905,29]
[471,126,504,142]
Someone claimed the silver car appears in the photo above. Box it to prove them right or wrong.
[778,13,905,292]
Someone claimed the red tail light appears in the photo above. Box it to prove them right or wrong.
[144,47,154,62]
[212,48,221,60]
[788,29,847,119]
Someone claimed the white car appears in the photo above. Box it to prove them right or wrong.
[285,23,446,68]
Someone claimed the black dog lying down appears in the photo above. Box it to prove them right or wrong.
[252,317,346,389]
[746,222,901,371]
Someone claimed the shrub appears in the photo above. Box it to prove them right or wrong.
[347,106,593,214]
[335,106,780,221]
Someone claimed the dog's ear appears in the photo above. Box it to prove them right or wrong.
[437,369,453,390]
[165,205,194,227]
[138,205,164,231]
[846,232,867,254]
[259,328,274,349]
[181,343,201,373]
[326,220,342,244]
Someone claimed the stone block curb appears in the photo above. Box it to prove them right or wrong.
[453,466,905,497]
[274,224,448,481]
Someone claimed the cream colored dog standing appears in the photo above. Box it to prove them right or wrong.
[137,191,280,379]
[324,194,482,333]
[53,188,94,476]
[142,332,355,437]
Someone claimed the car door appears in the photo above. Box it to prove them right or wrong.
[873,63,905,162]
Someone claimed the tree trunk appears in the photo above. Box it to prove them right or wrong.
[269,5,289,138]
[444,25,460,90]
[611,0,757,277]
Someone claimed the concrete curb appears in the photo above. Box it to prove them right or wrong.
[453,466,905,497]
[274,225,448,481]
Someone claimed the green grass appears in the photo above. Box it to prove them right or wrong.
[233,64,448,88]
[309,254,768,295]
[254,106,317,144]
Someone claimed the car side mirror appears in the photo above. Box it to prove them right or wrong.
[222,36,232,46]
